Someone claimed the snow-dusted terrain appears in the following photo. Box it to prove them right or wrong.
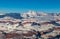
[0,10,60,39]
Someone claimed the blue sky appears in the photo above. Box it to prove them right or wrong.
[0,0,60,13]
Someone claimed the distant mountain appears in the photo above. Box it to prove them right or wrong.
[21,10,37,18]
[0,15,5,18]
[5,13,23,19]
[0,13,23,19]
[0,11,60,19]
